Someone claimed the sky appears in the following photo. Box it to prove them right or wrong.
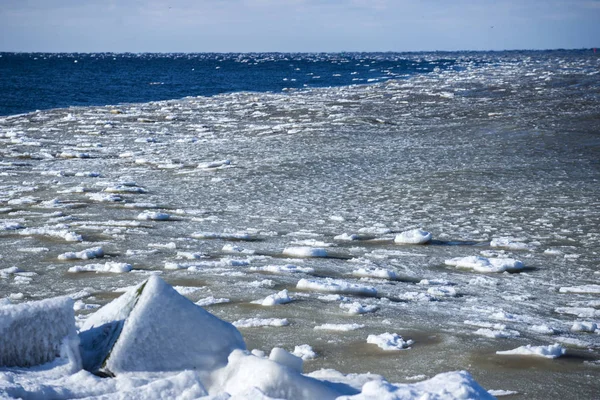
[1,0,598,52]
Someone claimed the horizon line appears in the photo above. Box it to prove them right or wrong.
[0,47,598,55]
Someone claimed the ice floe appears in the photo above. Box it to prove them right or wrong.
[340,302,378,315]
[488,389,519,397]
[197,159,231,169]
[222,244,256,254]
[297,278,377,296]
[18,227,83,242]
[283,246,328,258]
[0,221,24,230]
[233,318,290,328]
[559,285,600,294]
[136,211,172,221]
[394,229,432,244]
[352,267,398,280]
[314,323,365,331]
[474,328,521,339]
[176,251,208,260]
[367,332,414,351]
[490,237,535,251]
[496,343,565,358]
[529,324,558,335]
[427,286,458,298]
[571,321,598,333]
[555,307,600,318]
[192,231,254,241]
[250,264,314,274]
[58,246,104,260]
[254,289,293,306]
[88,190,124,202]
[334,233,362,241]
[445,256,524,273]
[293,344,317,360]
[196,296,230,307]
[68,262,132,273]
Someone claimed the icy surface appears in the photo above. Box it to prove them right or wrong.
[1,51,599,399]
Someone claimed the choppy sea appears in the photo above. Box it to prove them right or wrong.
[1,50,599,398]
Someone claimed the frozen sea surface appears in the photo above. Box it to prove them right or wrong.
[1,51,600,398]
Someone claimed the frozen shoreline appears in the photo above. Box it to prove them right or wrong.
[0,276,495,399]
[1,51,600,399]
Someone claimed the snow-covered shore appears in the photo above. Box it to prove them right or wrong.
[0,277,493,399]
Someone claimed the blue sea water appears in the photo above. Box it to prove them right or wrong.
[0,52,465,116]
